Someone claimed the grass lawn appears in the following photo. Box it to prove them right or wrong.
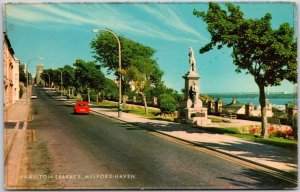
[208,117,223,123]
[92,100,118,109]
[92,101,174,122]
[208,117,230,123]
[123,108,174,122]
[198,126,297,150]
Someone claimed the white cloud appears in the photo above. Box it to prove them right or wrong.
[6,5,58,23]
[135,4,207,41]
[5,3,204,43]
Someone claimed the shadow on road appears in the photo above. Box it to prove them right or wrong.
[217,168,297,189]
[56,104,74,108]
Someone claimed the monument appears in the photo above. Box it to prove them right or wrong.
[175,47,211,125]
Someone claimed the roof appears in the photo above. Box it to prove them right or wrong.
[223,103,244,114]
[3,32,15,55]
[224,103,244,108]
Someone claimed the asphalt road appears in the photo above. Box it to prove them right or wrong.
[23,87,296,189]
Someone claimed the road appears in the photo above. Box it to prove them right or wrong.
[19,87,296,189]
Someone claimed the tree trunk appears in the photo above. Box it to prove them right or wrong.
[96,92,99,103]
[258,84,269,139]
[71,87,74,98]
[140,92,148,114]
[87,87,90,103]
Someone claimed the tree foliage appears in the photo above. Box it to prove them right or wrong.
[158,94,177,114]
[19,65,27,84]
[73,59,106,94]
[61,65,75,90]
[91,31,164,114]
[101,78,118,100]
[42,68,57,87]
[193,3,297,138]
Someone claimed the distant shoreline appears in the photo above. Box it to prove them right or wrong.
[209,97,296,106]
[205,92,297,100]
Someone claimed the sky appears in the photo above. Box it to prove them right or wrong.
[3,1,297,93]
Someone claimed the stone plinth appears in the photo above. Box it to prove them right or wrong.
[175,70,211,126]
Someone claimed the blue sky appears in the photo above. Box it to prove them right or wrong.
[4,2,297,93]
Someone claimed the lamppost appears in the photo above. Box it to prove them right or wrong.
[56,68,63,98]
[43,73,51,89]
[26,57,43,104]
[92,28,122,118]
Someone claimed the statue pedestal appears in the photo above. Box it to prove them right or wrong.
[175,70,211,126]
[175,105,211,126]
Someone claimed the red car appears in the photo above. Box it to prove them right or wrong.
[74,101,90,114]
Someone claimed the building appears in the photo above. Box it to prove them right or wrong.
[13,57,20,103]
[3,32,19,108]
[35,64,44,85]
[223,97,246,115]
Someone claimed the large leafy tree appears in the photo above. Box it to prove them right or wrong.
[73,59,106,102]
[91,31,163,114]
[194,3,297,138]
[42,68,59,89]
[62,65,75,97]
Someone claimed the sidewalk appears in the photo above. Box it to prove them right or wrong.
[88,106,297,174]
[4,95,29,122]
[4,91,30,188]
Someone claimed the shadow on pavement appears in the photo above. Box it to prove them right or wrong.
[193,140,297,168]
[217,168,297,189]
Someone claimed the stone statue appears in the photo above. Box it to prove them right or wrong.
[189,47,196,72]
[189,82,197,107]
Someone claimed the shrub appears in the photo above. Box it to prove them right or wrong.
[76,94,83,101]
[158,94,177,114]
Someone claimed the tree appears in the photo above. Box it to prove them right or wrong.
[125,61,162,114]
[146,83,183,106]
[41,68,60,89]
[158,94,177,115]
[62,65,75,97]
[19,65,27,84]
[193,3,297,138]
[73,59,106,102]
[91,31,163,114]
[101,78,118,101]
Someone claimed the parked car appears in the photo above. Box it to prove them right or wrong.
[74,101,90,115]
[31,95,37,99]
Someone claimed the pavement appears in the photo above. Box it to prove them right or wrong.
[4,88,30,188]
[82,104,297,175]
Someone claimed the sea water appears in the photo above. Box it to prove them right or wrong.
[219,97,297,106]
